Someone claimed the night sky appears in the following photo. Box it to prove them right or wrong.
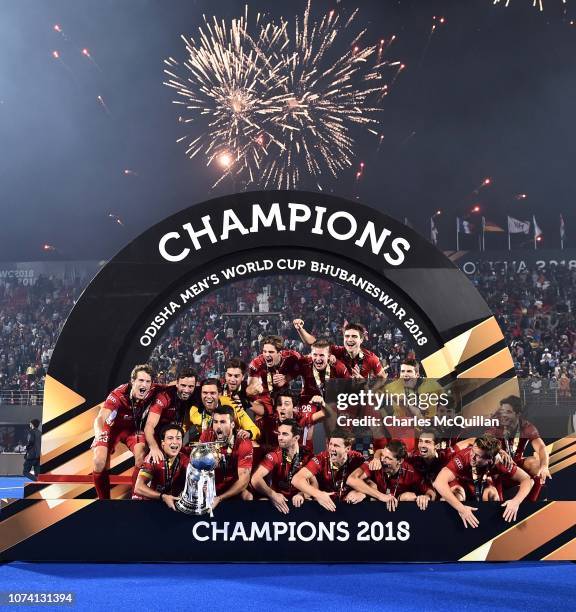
[1,0,575,260]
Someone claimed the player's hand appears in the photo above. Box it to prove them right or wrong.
[310,395,325,407]
[293,319,304,330]
[315,491,337,512]
[236,429,251,440]
[162,494,178,511]
[246,381,263,397]
[272,373,287,387]
[458,505,479,528]
[328,354,337,365]
[368,457,382,471]
[501,499,520,523]
[292,493,305,508]
[416,495,430,511]
[211,496,221,511]
[497,451,514,470]
[537,466,552,484]
[380,493,398,512]
[270,492,290,514]
[146,447,164,464]
[345,490,365,504]
[351,365,364,379]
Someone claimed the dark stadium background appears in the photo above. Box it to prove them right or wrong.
[1,0,575,608]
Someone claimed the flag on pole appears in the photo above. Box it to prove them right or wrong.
[560,214,566,243]
[431,216,438,245]
[507,216,530,234]
[533,215,542,250]
[533,215,543,239]
[482,217,505,232]
[456,217,473,234]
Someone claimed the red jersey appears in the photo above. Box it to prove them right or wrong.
[330,345,383,378]
[486,419,540,463]
[445,447,517,501]
[361,459,428,496]
[258,412,317,453]
[248,350,302,396]
[103,382,168,434]
[199,430,253,495]
[148,385,191,430]
[298,356,350,405]
[259,447,313,498]
[133,451,190,498]
[305,450,365,500]
[408,450,451,486]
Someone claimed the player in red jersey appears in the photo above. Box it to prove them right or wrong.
[247,335,301,404]
[294,320,387,379]
[487,395,551,501]
[292,429,365,511]
[408,428,453,494]
[434,434,533,528]
[144,367,197,463]
[369,428,450,499]
[298,339,350,407]
[133,424,189,509]
[251,419,312,513]
[348,439,433,511]
[92,364,166,499]
[257,391,325,452]
[199,404,253,510]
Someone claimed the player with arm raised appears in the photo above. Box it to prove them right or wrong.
[294,320,386,379]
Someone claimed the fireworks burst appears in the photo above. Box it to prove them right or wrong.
[165,2,396,189]
[164,7,289,187]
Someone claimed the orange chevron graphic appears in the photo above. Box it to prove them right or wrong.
[42,375,86,424]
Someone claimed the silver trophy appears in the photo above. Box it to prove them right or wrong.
[175,442,222,515]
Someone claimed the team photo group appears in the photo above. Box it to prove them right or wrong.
[91,303,551,528]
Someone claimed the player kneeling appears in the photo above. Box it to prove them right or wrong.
[251,419,312,514]
[433,434,533,528]
[200,405,253,510]
[132,424,189,510]
[291,429,365,512]
[347,439,434,511]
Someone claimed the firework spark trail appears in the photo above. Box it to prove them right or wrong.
[493,0,567,10]
[165,2,397,189]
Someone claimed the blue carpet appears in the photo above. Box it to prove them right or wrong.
[0,476,26,497]
[0,562,574,611]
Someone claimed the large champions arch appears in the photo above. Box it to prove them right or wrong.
[2,192,574,562]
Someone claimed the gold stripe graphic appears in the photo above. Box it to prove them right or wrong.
[460,502,576,561]
[541,537,576,560]
[0,499,95,554]
[422,317,506,378]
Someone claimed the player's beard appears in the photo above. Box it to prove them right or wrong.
[215,429,228,442]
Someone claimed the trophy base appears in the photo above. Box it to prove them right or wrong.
[175,499,212,515]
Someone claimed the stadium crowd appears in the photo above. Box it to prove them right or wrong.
[1,265,576,401]
[0,275,83,403]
